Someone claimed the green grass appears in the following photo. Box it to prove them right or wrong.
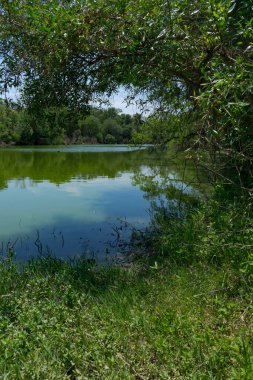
[0,253,252,379]
[1,189,253,379]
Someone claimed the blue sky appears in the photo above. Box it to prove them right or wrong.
[106,90,140,115]
[6,86,143,115]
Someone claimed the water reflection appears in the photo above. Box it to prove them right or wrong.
[0,146,152,189]
[0,146,205,261]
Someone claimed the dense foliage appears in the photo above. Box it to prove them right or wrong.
[0,101,141,144]
[0,0,252,187]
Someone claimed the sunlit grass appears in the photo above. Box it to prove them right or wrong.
[0,252,252,379]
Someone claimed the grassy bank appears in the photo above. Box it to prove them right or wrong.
[1,195,253,380]
[0,257,252,379]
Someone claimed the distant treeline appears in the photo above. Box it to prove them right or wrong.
[0,100,143,145]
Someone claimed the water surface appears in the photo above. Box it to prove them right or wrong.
[0,145,202,262]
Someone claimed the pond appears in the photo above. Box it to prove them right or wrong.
[0,145,203,262]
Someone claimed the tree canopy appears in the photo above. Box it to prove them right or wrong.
[0,0,252,187]
[0,101,142,145]
[1,1,251,106]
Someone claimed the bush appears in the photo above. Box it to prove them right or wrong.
[104,133,116,144]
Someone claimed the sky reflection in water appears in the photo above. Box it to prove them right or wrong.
[0,145,200,262]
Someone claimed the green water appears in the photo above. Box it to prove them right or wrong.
[0,145,202,262]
